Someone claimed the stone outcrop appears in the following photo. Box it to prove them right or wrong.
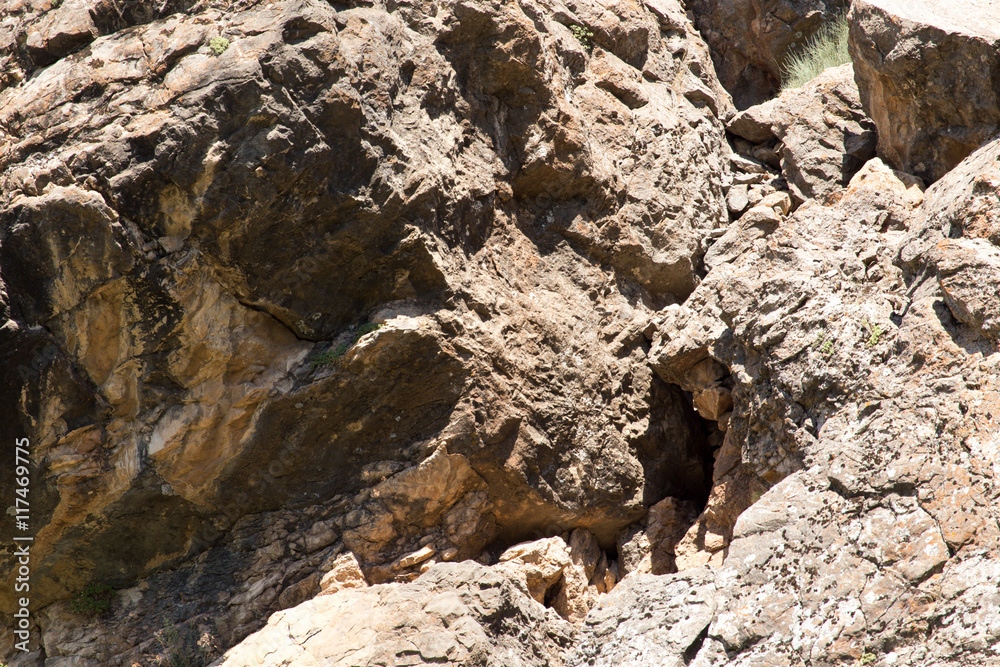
[642,139,1000,664]
[3,0,1000,665]
[216,561,575,667]
[687,0,849,108]
[728,63,877,203]
[0,0,731,661]
[849,0,1000,182]
[567,568,717,667]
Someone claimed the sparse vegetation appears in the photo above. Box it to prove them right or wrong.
[859,653,877,666]
[70,583,114,616]
[570,24,594,50]
[310,322,384,368]
[208,36,230,56]
[781,13,850,90]
[155,620,215,667]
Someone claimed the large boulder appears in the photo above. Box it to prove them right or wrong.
[849,0,1000,182]
[0,0,730,661]
[215,561,575,667]
[686,0,849,109]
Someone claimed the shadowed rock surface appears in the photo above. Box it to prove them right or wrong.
[686,0,849,109]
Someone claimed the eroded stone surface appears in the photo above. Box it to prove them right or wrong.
[849,0,1000,182]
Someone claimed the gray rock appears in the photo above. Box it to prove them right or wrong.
[566,568,717,667]
[728,64,876,203]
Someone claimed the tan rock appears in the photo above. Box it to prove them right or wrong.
[692,386,735,421]
[552,529,604,624]
[496,536,572,604]
[318,553,367,597]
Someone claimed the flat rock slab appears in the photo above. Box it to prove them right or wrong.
[849,0,1000,182]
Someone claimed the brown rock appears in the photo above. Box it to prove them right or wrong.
[729,64,877,203]
[849,0,1000,182]
[692,386,734,421]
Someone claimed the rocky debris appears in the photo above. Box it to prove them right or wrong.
[215,561,575,667]
[615,496,699,577]
[728,64,876,203]
[495,529,614,624]
[849,0,1000,183]
[0,0,730,647]
[566,567,717,667]
[686,0,849,109]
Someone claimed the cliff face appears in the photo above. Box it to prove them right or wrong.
[1,0,999,666]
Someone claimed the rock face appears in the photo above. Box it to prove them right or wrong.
[849,0,1000,182]
[4,0,1000,665]
[687,0,849,108]
[727,63,877,203]
[0,0,730,662]
[643,139,1000,665]
[567,568,717,667]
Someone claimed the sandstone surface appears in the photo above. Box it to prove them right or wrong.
[849,0,1000,182]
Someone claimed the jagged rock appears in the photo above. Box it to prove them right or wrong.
[318,553,367,596]
[617,496,700,577]
[0,0,729,643]
[566,567,717,667]
[687,0,849,109]
[849,0,1000,183]
[650,145,1000,664]
[495,536,573,605]
[933,239,1000,340]
[728,64,876,203]
[215,561,575,667]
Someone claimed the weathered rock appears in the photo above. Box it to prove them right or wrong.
[0,0,729,650]
[687,0,849,108]
[728,64,877,202]
[566,567,717,667]
[495,536,573,605]
[849,0,1000,182]
[318,553,367,596]
[216,561,575,667]
[650,145,1000,664]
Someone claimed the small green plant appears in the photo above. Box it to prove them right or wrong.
[570,24,594,50]
[867,325,883,348]
[820,339,834,355]
[70,583,114,616]
[309,322,383,368]
[781,13,849,90]
[208,36,230,56]
[310,343,348,368]
[156,620,214,667]
[859,652,877,666]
